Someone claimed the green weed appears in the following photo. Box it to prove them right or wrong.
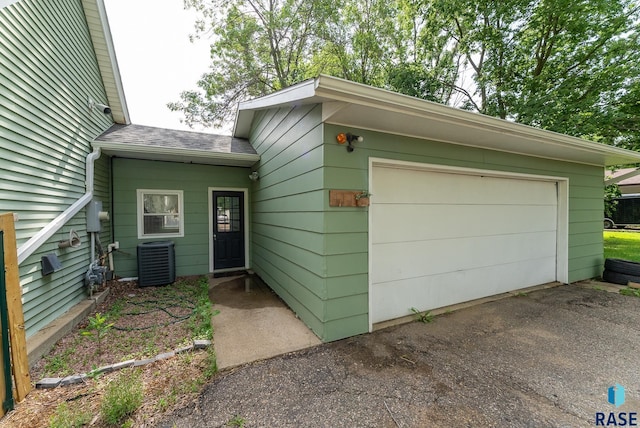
[100,369,144,425]
[227,415,246,427]
[49,401,92,428]
[188,277,214,340]
[106,298,125,320]
[411,307,434,323]
[620,287,640,298]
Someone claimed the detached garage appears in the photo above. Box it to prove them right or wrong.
[231,75,640,341]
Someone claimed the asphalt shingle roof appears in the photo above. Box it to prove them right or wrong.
[96,124,257,155]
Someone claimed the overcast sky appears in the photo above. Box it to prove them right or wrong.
[103,0,223,134]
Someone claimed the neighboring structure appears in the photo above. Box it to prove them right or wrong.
[4,0,640,347]
[0,0,129,339]
[606,168,640,194]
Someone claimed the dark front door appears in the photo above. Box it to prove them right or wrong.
[213,191,245,270]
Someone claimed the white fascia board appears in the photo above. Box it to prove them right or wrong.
[94,0,130,123]
[234,79,321,138]
[93,141,260,166]
[234,74,640,166]
[237,78,319,111]
[83,0,131,125]
[233,108,254,140]
[314,75,640,166]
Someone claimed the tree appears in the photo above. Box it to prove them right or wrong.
[169,0,333,127]
[322,0,398,86]
[429,0,640,140]
[385,0,464,104]
[171,0,640,145]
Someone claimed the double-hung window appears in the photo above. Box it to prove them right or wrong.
[137,189,184,239]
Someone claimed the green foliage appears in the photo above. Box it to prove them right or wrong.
[604,231,640,262]
[203,347,218,379]
[82,312,114,355]
[605,183,621,219]
[227,415,246,427]
[620,287,640,298]
[43,353,72,377]
[188,276,214,340]
[49,401,92,428]
[174,0,639,149]
[100,370,144,426]
[106,298,125,320]
[171,0,334,127]
[411,307,434,323]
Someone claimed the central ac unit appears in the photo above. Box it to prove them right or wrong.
[137,241,176,287]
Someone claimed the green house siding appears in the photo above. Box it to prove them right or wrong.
[249,105,329,339]
[0,0,114,337]
[322,124,604,335]
[249,104,605,342]
[111,158,251,278]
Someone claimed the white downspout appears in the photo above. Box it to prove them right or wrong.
[17,147,101,265]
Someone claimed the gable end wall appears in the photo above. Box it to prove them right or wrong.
[248,105,329,340]
[0,0,113,337]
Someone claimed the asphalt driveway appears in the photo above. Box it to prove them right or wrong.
[159,284,640,427]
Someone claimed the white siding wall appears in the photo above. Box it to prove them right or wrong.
[0,0,113,337]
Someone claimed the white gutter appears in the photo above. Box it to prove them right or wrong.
[93,141,260,166]
[313,75,638,160]
[17,148,101,265]
[605,168,640,186]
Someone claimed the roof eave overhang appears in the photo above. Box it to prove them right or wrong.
[93,141,260,167]
[235,75,640,168]
[82,0,131,125]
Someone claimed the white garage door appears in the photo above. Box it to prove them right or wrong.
[370,163,559,324]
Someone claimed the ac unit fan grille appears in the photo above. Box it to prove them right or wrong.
[137,241,176,287]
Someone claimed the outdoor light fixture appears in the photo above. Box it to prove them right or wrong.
[336,132,364,152]
[249,171,260,181]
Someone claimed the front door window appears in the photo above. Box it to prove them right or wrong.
[213,191,245,270]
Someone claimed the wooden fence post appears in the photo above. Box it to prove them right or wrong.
[0,213,31,402]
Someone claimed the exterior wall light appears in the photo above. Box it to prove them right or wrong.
[336,132,364,152]
[249,171,260,181]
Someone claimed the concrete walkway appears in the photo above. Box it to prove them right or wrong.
[208,275,321,370]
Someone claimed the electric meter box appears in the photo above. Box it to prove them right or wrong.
[87,200,103,232]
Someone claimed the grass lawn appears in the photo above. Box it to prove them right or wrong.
[603,231,640,261]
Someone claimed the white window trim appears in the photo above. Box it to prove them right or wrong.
[137,189,185,239]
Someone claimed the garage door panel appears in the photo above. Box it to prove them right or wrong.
[371,231,557,284]
[371,204,557,244]
[370,164,560,325]
[374,167,557,206]
[370,257,557,323]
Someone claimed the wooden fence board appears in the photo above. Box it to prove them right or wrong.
[0,213,31,402]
